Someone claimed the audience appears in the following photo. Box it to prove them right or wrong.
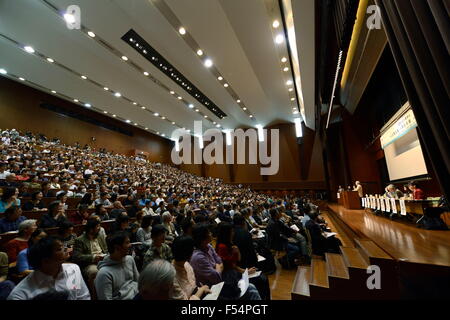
[0,187,21,214]
[7,236,90,300]
[16,228,47,275]
[142,224,173,268]
[136,259,176,300]
[95,231,139,300]
[5,219,37,263]
[0,206,26,234]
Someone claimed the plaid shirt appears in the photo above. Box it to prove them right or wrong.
[0,216,26,234]
[142,243,173,269]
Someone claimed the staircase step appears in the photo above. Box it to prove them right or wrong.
[325,253,349,279]
[341,247,369,269]
[310,258,329,288]
[291,266,311,297]
[355,239,392,261]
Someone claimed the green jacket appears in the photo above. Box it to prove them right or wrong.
[73,233,107,268]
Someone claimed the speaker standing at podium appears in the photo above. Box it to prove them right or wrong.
[353,181,363,198]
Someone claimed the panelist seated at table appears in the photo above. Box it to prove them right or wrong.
[384,184,404,199]
[408,181,425,200]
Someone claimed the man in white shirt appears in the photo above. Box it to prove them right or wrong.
[0,163,10,180]
[7,236,90,300]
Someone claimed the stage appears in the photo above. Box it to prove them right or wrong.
[327,204,450,267]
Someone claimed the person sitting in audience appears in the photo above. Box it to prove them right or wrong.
[95,204,110,221]
[305,211,342,256]
[172,236,211,300]
[40,182,53,197]
[384,184,404,199]
[0,251,15,300]
[0,206,26,233]
[0,173,19,187]
[216,222,269,300]
[135,259,175,300]
[78,193,95,209]
[40,201,67,229]
[57,220,76,253]
[0,187,21,214]
[142,224,173,269]
[16,228,47,276]
[49,176,60,189]
[142,199,155,216]
[232,214,258,271]
[5,219,37,263]
[95,192,113,208]
[181,218,194,237]
[110,201,127,219]
[95,231,139,300]
[136,215,153,249]
[72,218,107,293]
[22,191,46,212]
[162,211,177,242]
[408,181,425,200]
[56,183,74,198]
[68,204,91,225]
[0,162,10,180]
[7,236,90,300]
[190,224,223,287]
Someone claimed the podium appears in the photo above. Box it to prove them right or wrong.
[342,191,361,209]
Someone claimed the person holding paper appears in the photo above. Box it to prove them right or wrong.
[216,222,270,300]
[171,236,211,300]
[305,212,342,256]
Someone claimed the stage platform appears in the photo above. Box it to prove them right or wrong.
[327,204,450,267]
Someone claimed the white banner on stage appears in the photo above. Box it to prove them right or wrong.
[399,199,407,216]
[385,198,391,212]
[376,198,381,210]
[391,198,397,213]
[337,192,340,199]
[380,198,385,211]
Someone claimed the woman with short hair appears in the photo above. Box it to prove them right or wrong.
[5,219,37,263]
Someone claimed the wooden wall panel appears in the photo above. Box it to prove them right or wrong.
[0,78,172,163]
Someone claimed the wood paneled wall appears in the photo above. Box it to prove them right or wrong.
[0,77,173,163]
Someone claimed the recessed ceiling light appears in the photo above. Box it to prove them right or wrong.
[213,122,217,125]
[126,120,131,123]
[0,68,7,75]
[143,71,149,76]
[87,31,96,38]
[281,57,287,63]
[236,99,241,103]
[243,107,247,110]
[197,49,203,56]
[162,116,166,120]
[134,123,138,126]
[103,111,108,114]
[286,80,293,85]
[275,34,284,44]
[178,96,182,100]
[63,13,76,24]
[121,56,128,61]
[293,110,299,114]
[24,46,35,53]
[218,76,223,81]
[133,102,137,105]
[172,122,175,125]
[170,91,175,95]
[249,115,253,118]
[161,134,165,137]
[154,113,159,117]
[272,20,280,28]
[224,83,229,87]
[47,58,54,63]
[51,90,56,94]
[188,104,194,109]
[141,106,145,110]
[145,127,148,130]
[283,67,289,72]
[114,92,121,97]
[288,88,293,92]
[195,109,199,112]
[81,75,87,79]
[113,114,117,117]
[204,59,213,68]
[179,27,186,35]
[204,115,208,118]
[291,98,295,101]
[84,103,91,107]
[157,131,160,134]
[216,124,221,128]
[104,87,109,91]
[73,99,78,102]
[19,77,25,81]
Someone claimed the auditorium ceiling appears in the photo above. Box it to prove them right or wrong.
[0,0,316,139]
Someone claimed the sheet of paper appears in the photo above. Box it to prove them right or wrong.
[290,224,300,232]
[391,198,397,213]
[257,254,266,262]
[385,198,391,212]
[400,199,407,216]
[249,271,262,279]
[324,232,337,238]
[380,198,385,211]
[238,269,250,298]
[215,218,221,224]
[203,282,224,300]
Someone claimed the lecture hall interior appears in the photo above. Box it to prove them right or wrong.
[0,0,449,303]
